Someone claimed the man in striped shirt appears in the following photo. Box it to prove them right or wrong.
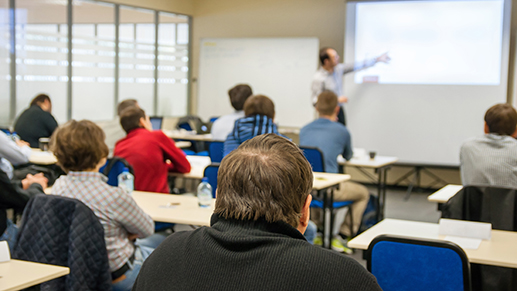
[460,103,517,188]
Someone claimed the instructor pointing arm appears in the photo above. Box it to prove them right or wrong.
[311,47,390,125]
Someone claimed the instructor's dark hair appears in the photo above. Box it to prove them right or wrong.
[319,47,333,65]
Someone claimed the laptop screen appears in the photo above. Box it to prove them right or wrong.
[150,117,163,130]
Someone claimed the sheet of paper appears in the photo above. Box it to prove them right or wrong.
[439,218,491,240]
[0,241,11,262]
[444,236,482,250]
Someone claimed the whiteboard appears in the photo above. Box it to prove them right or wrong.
[198,38,318,127]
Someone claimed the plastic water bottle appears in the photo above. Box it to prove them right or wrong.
[197,177,212,208]
[118,167,134,194]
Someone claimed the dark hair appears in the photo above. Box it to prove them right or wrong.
[229,84,253,111]
[215,134,313,228]
[50,120,108,172]
[120,107,146,134]
[30,94,51,107]
[485,103,517,136]
[117,99,138,116]
[243,95,275,120]
[319,47,332,65]
[316,90,338,116]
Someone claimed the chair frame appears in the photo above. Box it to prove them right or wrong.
[208,141,224,163]
[300,146,355,243]
[366,234,471,291]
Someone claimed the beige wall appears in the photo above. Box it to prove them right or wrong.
[190,0,346,112]
[104,0,194,15]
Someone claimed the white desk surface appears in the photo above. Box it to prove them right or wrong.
[29,149,57,165]
[169,155,212,179]
[312,172,350,190]
[174,141,192,149]
[0,259,69,291]
[338,155,398,168]
[162,130,213,142]
[348,219,517,269]
[132,191,214,226]
[428,184,463,203]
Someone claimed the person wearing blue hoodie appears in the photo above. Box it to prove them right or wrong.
[223,94,284,156]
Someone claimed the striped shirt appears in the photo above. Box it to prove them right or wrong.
[52,171,154,272]
[460,134,517,189]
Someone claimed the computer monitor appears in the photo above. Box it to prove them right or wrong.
[150,117,163,131]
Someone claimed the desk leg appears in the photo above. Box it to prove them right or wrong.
[328,187,335,249]
[321,189,329,249]
[377,168,383,221]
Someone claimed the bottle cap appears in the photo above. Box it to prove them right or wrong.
[202,177,209,183]
[122,167,129,173]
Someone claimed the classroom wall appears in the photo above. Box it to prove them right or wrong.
[190,0,347,112]
[104,0,194,16]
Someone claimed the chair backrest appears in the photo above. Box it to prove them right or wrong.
[208,141,224,163]
[442,185,517,231]
[149,116,163,130]
[299,146,326,172]
[203,163,220,198]
[366,234,471,291]
[14,195,112,290]
[100,157,134,187]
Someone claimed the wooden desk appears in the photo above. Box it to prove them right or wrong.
[348,219,517,269]
[338,155,398,220]
[29,149,57,165]
[428,184,462,203]
[162,130,213,142]
[132,191,214,226]
[0,259,69,291]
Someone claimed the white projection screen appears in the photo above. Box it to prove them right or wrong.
[344,0,511,166]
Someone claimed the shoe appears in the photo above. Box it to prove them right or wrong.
[313,235,323,246]
[331,237,353,254]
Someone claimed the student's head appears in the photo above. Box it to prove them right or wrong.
[30,94,52,112]
[228,84,253,111]
[120,107,152,134]
[117,99,139,116]
[484,103,517,137]
[243,95,275,120]
[50,120,109,172]
[316,90,339,117]
[215,134,313,233]
[319,47,339,68]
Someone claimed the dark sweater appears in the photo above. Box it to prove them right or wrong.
[133,214,382,291]
[14,105,58,148]
[0,169,43,234]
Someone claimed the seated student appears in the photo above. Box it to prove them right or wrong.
[0,131,31,179]
[223,94,283,156]
[132,134,382,291]
[14,94,58,148]
[460,103,517,188]
[0,168,47,253]
[300,91,369,253]
[211,84,253,140]
[50,120,155,291]
[99,99,139,157]
[114,107,191,193]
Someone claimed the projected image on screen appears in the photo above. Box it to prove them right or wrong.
[353,0,504,85]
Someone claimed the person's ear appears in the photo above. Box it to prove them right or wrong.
[297,194,312,234]
[512,127,517,138]
[484,122,490,134]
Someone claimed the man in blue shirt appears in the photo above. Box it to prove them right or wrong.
[300,91,369,252]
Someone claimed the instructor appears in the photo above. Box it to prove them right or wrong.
[311,47,390,125]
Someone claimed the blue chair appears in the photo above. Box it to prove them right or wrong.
[367,235,471,291]
[300,146,354,239]
[99,157,134,187]
[208,141,224,163]
[209,117,219,123]
[203,163,220,198]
